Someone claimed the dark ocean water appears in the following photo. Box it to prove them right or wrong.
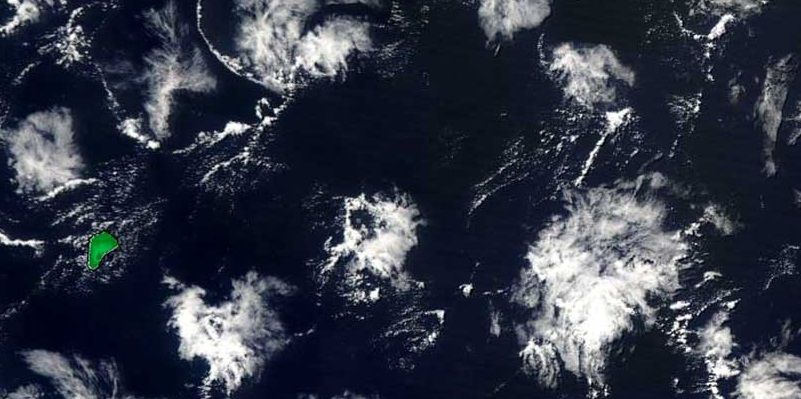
[1,1,801,398]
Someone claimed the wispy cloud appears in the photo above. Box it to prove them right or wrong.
[478,0,551,41]
[233,0,372,92]
[547,43,635,110]
[513,183,686,395]
[754,54,796,177]
[141,0,216,140]
[163,272,293,397]
[737,352,801,399]
[18,350,140,399]
[3,107,83,194]
[698,0,770,16]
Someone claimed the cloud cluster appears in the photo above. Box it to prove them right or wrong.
[163,272,293,396]
[736,352,801,399]
[17,350,139,399]
[323,192,425,302]
[547,43,635,110]
[4,107,83,194]
[142,1,216,140]
[478,0,551,41]
[233,0,372,92]
[512,184,686,394]
[0,0,50,36]
[698,0,769,16]
[698,311,741,398]
[754,54,796,176]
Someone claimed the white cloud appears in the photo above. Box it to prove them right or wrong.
[754,54,796,177]
[478,0,551,41]
[698,311,741,398]
[18,350,139,399]
[323,192,425,302]
[0,229,44,254]
[0,0,48,36]
[547,43,635,109]
[142,1,216,140]
[233,0,372,92]
[699,0,769,16]
[4,107,83,194]
[2,384,43,399]
[512,184,686,395]
[163,272,293,396]
[736,352,801,399]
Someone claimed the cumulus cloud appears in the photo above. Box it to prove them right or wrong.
[4,107,83,194]
[512,184,686,395]
[736,352,801,399]
[233,0,372,92]
[478,0,551,41]
[547,43,635,109]
[698,311,741,398]
[142,1,216,140]
[163,272,293,396]
[698,0,769,16]
[0,0,49,36]
[322,192,425,302]
[754,54,796,177]
[18,350,139,399]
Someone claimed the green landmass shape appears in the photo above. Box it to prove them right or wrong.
[87,231,119,270]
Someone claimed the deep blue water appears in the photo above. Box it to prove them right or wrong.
[1,1,801,398]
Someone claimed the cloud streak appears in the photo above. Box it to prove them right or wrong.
[754,54,796,176]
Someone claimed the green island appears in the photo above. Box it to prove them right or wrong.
[87,231,119,270]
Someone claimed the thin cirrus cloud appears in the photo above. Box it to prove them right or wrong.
[163,272,293,397]
[141,0,217,140]
[753,54,796,177]
[16,350,141,399]
[546,43,636,110]
[233,0,373,93]
[512,183,686,395]
[478,0,552,41]
[4,107,84,194]
[736,352,801,399]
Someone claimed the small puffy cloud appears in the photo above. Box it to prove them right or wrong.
[736,352,801,399]
[547,43,635,109]
[513,184,686,395]
[4,107,83,194]
[163,272,293,396]
[478,0,551,41]
[141,0,216,140]
[18,350,140,399]
[234,0,372,92]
